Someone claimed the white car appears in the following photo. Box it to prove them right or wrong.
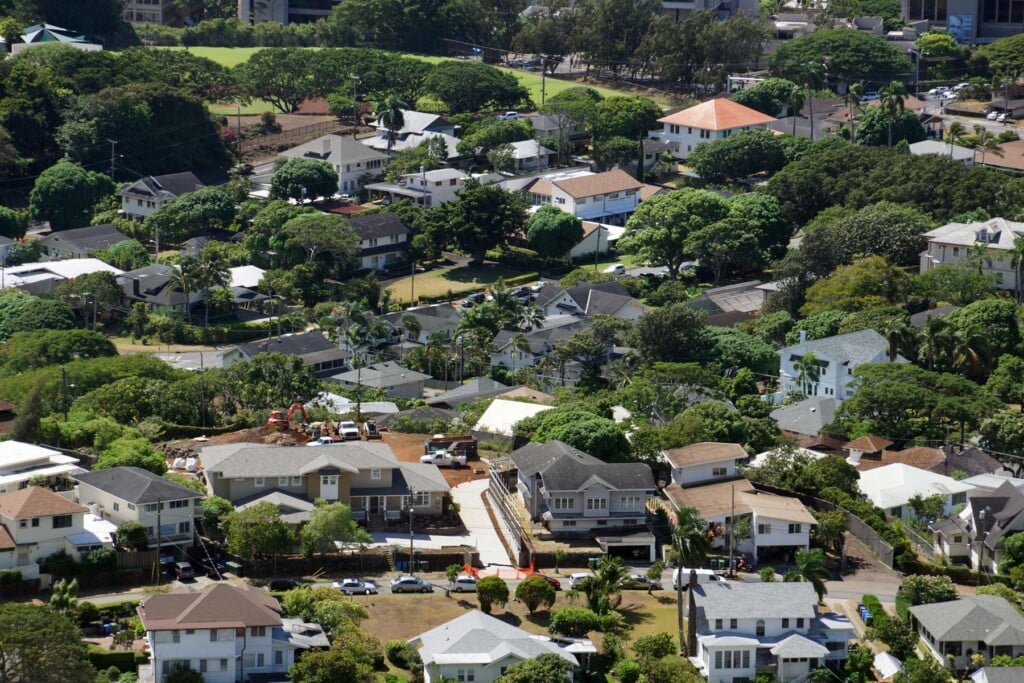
[496,111,519,121]
[568,572,596,588]
[332,578,378,595]
[306,436,337,447]
[928,86,948,97]
[338,421,359,440]
[603,264,626,275]
[942,91,958,101]
[420,452,467,468]
[998,113,1010,123]
[988,110,1000,120]
[952,82,971,92]
[451,575,478,592]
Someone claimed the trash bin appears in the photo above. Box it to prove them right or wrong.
[397,560,407,572]
[103,623,111,636]
[225,561,242,577]
[588,557,601,569]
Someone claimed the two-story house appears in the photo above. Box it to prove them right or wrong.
[857,463,973,520]
[221,331,350,378]
[935,479,1024,572]
[347,213,410,271]
[118,172,205,221]
[122,0,177,24]
[509,441,656,555]
[920,217,1024,291]
[507,140,553,174]
[279,135,388,196]
[328,361,432,400]
[739,490,816,564]
[662,442,747,488]
[367,168,473,208]
[198,442,449,524]
[39,224,129,261]
[382,303,463,348]
[0,486,93,579]
[138,583,308,683]
[0,441,85,494]
[652,99,777,161]
[489,316,591,370]
[686,580,854,683]
[72,467,203,558]
[777,329,905,403]
[118,264,202,314]
[548,169,642,226]
[911,595,1024,670]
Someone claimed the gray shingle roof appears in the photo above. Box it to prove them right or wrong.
[236,331,337,359]
[45,224,129,253]
[510,441,655,492]
[692,581,818,621]
[973,668,1024,683]
[199,442,399,478]
[770,397,838,437]
[783,329,898,367]
[118,172,205,201]
[910,595,1024,645]
[412,610,578,668]
[73,467,203,504]
[348,213,411,241]
[426,378,510,407]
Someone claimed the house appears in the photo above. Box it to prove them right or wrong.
[489,316,591,370]
[199,442,449,522]
[473,399,553,438]
[365,168,473,209]
[509,441,657,555]
[411,610,586,683]
[910,595,1024,670]
[122,0,177,24]
[686,580,854,683]
[971,668,1022,683]
[1,258,122,295]
[426,377,511,409]
[328,361,431,400]
[954,480,1024,572]
[347,213,410,271]
[72,467,203,558]
[382,305,462,346]
[0,486,96,579]
[137,583,308,683]
[777,329,903,403]
[662,442,747,489]
[370,109,456,140]
[976,138,1024,174]
[842,435,893,466]
[568,221,625,261]
[279,135,388,195]
[660,0,758,22]
[118,172,205,221]
[179,229,241,258]
[507,140,553,173]
[909,305,959,329]
[688,281,767,326]
[548,169,642,225]
[652,99,776,160]
[222,331,349,378]
[528,113,590,154]
[0,441,85,494]
[909,139,975,165]
[920,217,1024,292]
[497,386,556,404]
[769,397,839,443]
[118,264,200,312]
[39,224,129,261]
[566,282,649,320]
[738,490,816,563]
[857,463,973,520]
[641,137,677,174]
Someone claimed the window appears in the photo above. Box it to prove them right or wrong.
[243,653,265,669]
[113,502,120,512]
[586,498,607,511]
[619,496,641,509]
[128,503,136,511]
[712,467,728,477]
[555,197,565,204]
[714,650,751,669]
[371,469,381,480]
[291,476,302,486]
[715,619,723,630]
[563,520,576,527]
[782,618,790,628]
[729,619,737,629]
[796,618,805,628]
[52,515,72,529]
[210,629,218,642]
[456,668,475,681]
[275,651,284,665]
[145,503,160,513]
[254,477,265,487]
[369,238,378,247]
[279,477,290,486]
[185,629,194,635]
[169,500,189,509]
[321,475,337,487]
[413,491,430,507]
[597,520,607,525]
[251,626,266,637]
[178,522,191,534]
[757,523,772,535]
[789,523,802,534]
[172,630,180,643]
[553,498,575,510]
[954,535,963,543]
[756,620,765,636]
[18,520,25,528]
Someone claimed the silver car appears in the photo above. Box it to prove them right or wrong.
[332,578,378,595]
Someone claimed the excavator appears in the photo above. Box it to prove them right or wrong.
[266,403,309,431]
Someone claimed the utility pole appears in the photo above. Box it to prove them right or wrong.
[728,484,735,579]
[107,139,117,180]
[236,105,243,160]
[61,365,69,420]
[408,489,415,575]
[540,56,547,106]
[156,498,162,585]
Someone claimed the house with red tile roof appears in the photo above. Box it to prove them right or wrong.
[651,98,777,160]
[0,486,96,579]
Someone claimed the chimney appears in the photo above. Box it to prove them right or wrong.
[686,570,698,656]
[799,329,807,344]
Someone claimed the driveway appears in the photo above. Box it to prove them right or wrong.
[451,478,511,567]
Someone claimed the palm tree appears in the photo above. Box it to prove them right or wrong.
[197,252,230,326]
[879,80,909,148]
[953,328,990,381]
[1011,236,1024,304]
[972,125,1005,165]
[794,548,830,602]
[844,83,865,144]
[586,556,629,615]
[400,313,421,360]
[509,332,530,376]
[786,85,805,137]
[967,241,989,275]
[918,317,954,371]
[169,256,201,324]
[881,319,918,363]
[374,95,409,155]
[517,305,544,332]
[945,121,967,157]
[673,507,711,654]
[797,62,826,141]
[793,351,821,397]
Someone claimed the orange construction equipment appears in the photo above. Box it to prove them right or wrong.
[267,403,309,431]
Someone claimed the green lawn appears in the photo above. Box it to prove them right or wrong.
[386,263,536,304]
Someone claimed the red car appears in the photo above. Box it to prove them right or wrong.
[532,574,561,590]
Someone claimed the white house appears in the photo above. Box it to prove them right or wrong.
[72,467,203,558]
[347,212,410,271]
[0,258,123,295]
[686,580,854,683]
[739,490,816,564]
[0,441,85,494]
[548,169,642,225]
[366,168,472,208]
[137,583,307,683]
[118,172,205,221]
[662,442,747,488]
[920,217,1024,292]
[279,134,388,195]
[507,139,553,173]
[777,329,904,403]
[411,610,586,683]
[857,463,974,520]
[911,595,1024,670]
[0,486,92,579]
[652,99,777,160]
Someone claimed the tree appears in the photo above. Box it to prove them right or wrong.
[539,86,602,163]
[794,548,831,602]
[288,622,381,683]
[236,48,317,113]
[592,136,638,172]
[440,180,528,263]
[299,502,371,556]
[114,521,149,551]
[619,188,731,280]
[222,501,292,561]
[374,95,409,154]
[770,29,912,85]
[95,436,167,474]
[592,95,662,177]
[801,201,932,269]
[0,205,25,239]
[869,615,920,660]
[878,80,909,148]
[476,576,510,615]
[899,575,958,606]
[981,410,1024,476]
[270,158,339,203]
[978,32,1024,74]
[972,124,1004,166]
[986,355,1024,404]
[515,575,557,613]
[854,102,925,148]
[0,603,95,683]
[632,303,711,363]
[28,161,114,230]
[800,256,913,315]
[48,577,78,617]
[633,632,675,661]
[686,216,761,284]
[548,607,603,636]
[282,213,359,270]
[163,665,204,683]
[843,82,865,144]
[496,652,575,683]
[812,509,846,556]
[144,186,237,244]
[673,506,710,651]
[102,239,151,271]
[687,130,789,183]
[731,77,799,115]
[422,61,529,114]
[892,655,950,683]
[456,119,533,157]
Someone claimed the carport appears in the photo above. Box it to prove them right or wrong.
[595,531,657,562]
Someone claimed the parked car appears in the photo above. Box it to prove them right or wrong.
[952,82,971,92]
[496,111,519,121]
[390,575,434,593]
[460,292,486,308]
[532,573,561,590]
[451,575,478,592]
[338,421,360,440]
[942,91,958,101]
[173,562,195,581]
[307,436,337,446]
[602,263,626,276]
[622,573,662,590]
[928,86,949,97]
[333,578,379,595]
[419,452,467,468]
[859,91,880,102]
[988,110,1000,120]
[998,112,1011,123]
[510,285,532,303]
[268,578,305,591]
[568,572,596,588]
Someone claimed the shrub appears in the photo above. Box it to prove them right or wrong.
[0,568,22,585]
[614,658,643,683]
[549,607,603,636]
[385,640,422,670]
[77,601,100,626]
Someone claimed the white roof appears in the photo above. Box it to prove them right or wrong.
[0,442,84,487]
[0,258,122,289]
[874,652,903,679]
[748,447,827,469]
[413,611,578,669]
[305,391,399,416]
[228,265,266,289]
[909,140,975,162]
[858,463,975,510]
[473,399,553,436]
[962,473,1024,492]
[923,217,1024,250]
[67,513,117,547]
[508,140,554,159]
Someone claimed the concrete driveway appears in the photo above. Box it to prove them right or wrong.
[451,478,511,567]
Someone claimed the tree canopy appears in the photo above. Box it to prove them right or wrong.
[770,29,913,85]
[28,161,114,230]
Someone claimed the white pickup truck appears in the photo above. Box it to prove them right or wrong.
[419,452,467,468]
[338,421,360,440]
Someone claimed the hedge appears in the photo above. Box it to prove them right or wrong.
[87,647,147,673]
[862,594,887,628]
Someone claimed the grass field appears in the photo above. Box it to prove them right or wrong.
[385,263,535,303]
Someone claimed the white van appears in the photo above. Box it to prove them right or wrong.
[672,568,723,590]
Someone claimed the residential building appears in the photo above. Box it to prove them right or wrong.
[842,435,893,466]
[72,467,203,557]
[547,169,642,225]
[509,440,656,552]
[328,361,431,400]
[909,139,976,164]
[279,135,387,195]
[661,0,758,21]
[489,315,591,370]
[662,442,747,489]
[857,462,974,520]
[652,99,776,160]
[426,377,511,409]
[528,113,590,153]
[198,442,449,522]
[222,331,349,377]
[686,580,854,683]
[909,304,959,328]
[0,441,85,494]
[920,217,1024,291]
[39,224,129,261]
[902,0,1024,44]
[369,109,456,140]
[365,168,473,208]
[971,668,1022,683]
[0,486,94,579]
[411,610,587,683]
[1,258,122,295]
[122,0,177,24]
[687,281,766,326]
[137,583,307,683]
[507,140,553,173]
[472,399,553,438]
[566,282,649,319]
[568,221,623,261]
[382,304,462,346]
[911,595,1024,670]
[947,479,1024,572]
[739,490,816,563]
[769,397,840,445]
[118,172,205,221]
[118,264,201,313]
[347,213,410,271]
[777,329,904,402]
